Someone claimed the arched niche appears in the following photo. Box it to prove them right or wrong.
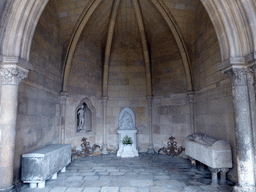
[76,98,96,133]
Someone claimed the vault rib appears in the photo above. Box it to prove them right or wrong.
[151,0,193,91]
[132,0,152,96]
[102,0,121,97]
[62,0,103,92]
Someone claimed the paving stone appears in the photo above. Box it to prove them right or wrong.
[154,179,186,187]
[82,187,101,192]
[65,187,84,192]
[66,176,84,181]
[184,186,202,191]
[50,187,67,192]
[149,186,169,192]
[129,180,154,187]
[101,187,119,192]
[120,187,137,192]
[83,176,99,180]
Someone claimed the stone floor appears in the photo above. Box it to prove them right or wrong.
[19,153,233,192]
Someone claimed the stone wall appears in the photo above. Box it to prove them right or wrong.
[151,31,190,149]
[14,1,63,183]
[107,34,149,152]
[192,2,236,182]
[66,26,103,148]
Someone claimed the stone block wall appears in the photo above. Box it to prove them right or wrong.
[107,34,149,152]
[151,30,190,150]
[192,2,236,182]
[15,1,63,183]
[66,26,103,148]
[153,94,191,149]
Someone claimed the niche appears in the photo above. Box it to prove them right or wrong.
[76,99,95,133]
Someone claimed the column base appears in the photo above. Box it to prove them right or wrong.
[101,144,108,155]
[233,185,256,192]
[147,144,155,154]
[0,185,15,192]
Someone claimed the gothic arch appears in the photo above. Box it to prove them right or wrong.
[1,0,49,60]
[201,0,255,62]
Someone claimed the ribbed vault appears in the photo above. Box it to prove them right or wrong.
[62,0,195,93]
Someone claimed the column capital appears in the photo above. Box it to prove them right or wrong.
[60,92,68,105]
[102,96,108,106]
[187,90,195,103]
[223,67,248,86]
[146,95,153,105]
[0,56,33,85]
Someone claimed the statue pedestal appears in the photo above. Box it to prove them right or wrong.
[117,129,139,157]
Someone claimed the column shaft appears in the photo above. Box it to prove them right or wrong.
[224,67,255,191]
[0,63,29,191]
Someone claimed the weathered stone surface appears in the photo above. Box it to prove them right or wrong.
[185,133,232,169]
[21,144,71,187]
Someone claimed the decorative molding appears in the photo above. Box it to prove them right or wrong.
[1,56,33,70]
[223,67,248,86]
[0,66,28,85]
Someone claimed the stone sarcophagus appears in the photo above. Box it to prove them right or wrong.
[21,144,71,188]
[185,133,232,185]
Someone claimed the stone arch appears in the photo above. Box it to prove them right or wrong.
[1,0,49,60]
[201,0,254,62]
[76,98,96,133]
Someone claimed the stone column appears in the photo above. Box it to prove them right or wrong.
[101,96,108,154]
[187,91,195,134]
[60,92,68,144]
[147,96,154,153]
[208,167,220,185]
[0,60,30,191]
[223,67,255,191]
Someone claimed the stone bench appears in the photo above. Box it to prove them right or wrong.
[21,144,71,188]
[185,133,232,185]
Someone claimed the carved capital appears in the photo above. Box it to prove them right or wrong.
[223,67,248,86]
[0,66,28,85]
[60,92,68,105]
[187,90,195,103]
[146,95,153,106]
[102,96,108,107]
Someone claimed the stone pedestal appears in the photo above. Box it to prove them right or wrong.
[117,129,139,157]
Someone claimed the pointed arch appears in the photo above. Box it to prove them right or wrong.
[201,0,254,62]
[1,0,49,60]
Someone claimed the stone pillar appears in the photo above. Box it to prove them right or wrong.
[208,167,220,185]
[101,96,108,154]
[223,67,255,191]
[147,96,154,153]
[60,92,68,144]
[187,91,195,134]
[220,168,229,185]
[0,58,30,191]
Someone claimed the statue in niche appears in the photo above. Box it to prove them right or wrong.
[77,103,92,132]
[119,111,134,130]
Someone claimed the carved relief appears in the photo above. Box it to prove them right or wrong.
[119,107,136,130]
[0,67,28,85]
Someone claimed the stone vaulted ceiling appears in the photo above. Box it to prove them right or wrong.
[52,0,200,92]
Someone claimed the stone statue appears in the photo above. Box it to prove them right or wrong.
[119,111,134,130]
[77,104,85,132]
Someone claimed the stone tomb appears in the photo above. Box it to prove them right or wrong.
[117,107,139,158]
[22,144,71,188]
[185,133,232,185]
